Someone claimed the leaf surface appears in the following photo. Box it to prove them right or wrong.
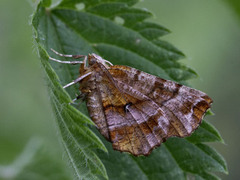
[32,0,227,179]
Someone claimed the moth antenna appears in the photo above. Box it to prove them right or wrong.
[103,59,113,66]
[63,72,92,89]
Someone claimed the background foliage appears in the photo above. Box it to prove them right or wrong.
[1,0,239,179]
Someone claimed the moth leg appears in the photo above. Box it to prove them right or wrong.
[51,48,86,59]
[83,55,87,68]
[49,49,86,65]
[69,93,87,105]
[49,56,84,65]
[63,72,92,89]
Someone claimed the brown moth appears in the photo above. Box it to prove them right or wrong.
[49,49,213,156]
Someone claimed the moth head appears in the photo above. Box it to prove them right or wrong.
[88,53,113,68]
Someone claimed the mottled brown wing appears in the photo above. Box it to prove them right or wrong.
[107,65,212,153]
[85,62,212,156]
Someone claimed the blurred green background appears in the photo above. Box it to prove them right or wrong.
[0,0,239,179]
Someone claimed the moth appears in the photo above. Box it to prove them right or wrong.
[49,49,212,156]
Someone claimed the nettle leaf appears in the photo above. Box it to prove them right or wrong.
[32,0,227,179]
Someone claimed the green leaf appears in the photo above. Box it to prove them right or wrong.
[32,0,227,179]
[132,22,170,40]
[186,120,224,144]
[32,6,108,179]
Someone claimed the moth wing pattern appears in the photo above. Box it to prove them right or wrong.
[106,65,212,155]
[84,62,212,156]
